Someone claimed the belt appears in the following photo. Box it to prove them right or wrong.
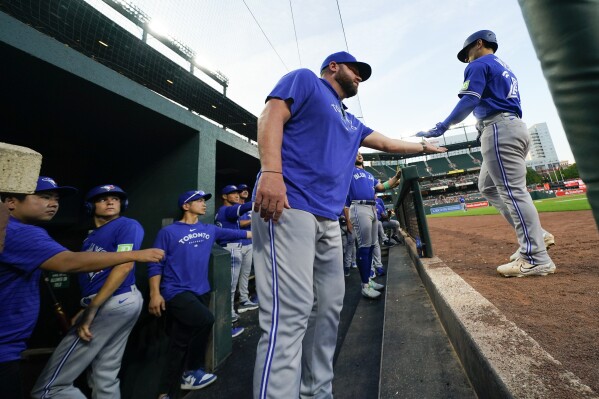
[224,242,242,248]
[352,200,376,205]
[80,284,137,307]
[477,112,521,130]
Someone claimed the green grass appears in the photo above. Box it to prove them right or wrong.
[427,193,590,218]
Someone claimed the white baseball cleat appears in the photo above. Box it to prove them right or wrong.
[361,285,381,299]
[497,258,556,277]
[509,232,556,261]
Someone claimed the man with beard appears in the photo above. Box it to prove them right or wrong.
[251,51,447,399]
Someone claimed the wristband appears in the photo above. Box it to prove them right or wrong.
[262,170,283,174]
[383,181,391,190]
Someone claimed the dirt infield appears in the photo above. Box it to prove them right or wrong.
[427,210,599,395]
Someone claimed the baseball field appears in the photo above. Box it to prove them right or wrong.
[428,193,591,217]
[426,193,599,397]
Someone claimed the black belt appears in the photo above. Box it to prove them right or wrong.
[353,200,376,205]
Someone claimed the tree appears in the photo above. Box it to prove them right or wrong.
[526,168,544,185]
[562,163,580,180]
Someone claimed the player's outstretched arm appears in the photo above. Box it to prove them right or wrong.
[362,131,447,154]
[40,248,164,273]
[254,99,292,222]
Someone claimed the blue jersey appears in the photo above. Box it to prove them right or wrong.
[346,167,377,206]
[239,209,252,246]
[0,217,67,362]
[375,197,386,221]
[78,217,144,298]
[214,202,253,246]
[458,54,522,119]
[256,68,373,220]
[147,221,247,301]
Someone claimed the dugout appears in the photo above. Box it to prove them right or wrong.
[1,10,259,398]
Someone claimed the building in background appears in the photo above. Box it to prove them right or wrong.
[526,122,560,171]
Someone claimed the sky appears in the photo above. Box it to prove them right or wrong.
[93,0,574,163]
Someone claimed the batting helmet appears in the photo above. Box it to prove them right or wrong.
[85,184,128,215]
[457,30,498,63]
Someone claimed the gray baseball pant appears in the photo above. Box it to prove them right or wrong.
[238,243,254,303]
[252,209,344,399]
[340,224,354,270]
[225,242,243,316]
[32,287,142,399]
[477,113,551,265]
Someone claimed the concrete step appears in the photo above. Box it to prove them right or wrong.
[379,245,476,398]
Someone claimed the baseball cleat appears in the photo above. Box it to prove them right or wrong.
[497,258,556,277]
[344,267,350,277]
[232,326,245,338]
[361,285,381,299]
[375,266,386,276]
[237,300,258,313]
[368,279,385,291]
[180,368,217,390]
[509,232,556,261]
[231,311,240,323]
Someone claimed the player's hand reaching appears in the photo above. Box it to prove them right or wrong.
[254,171,290,222]
[415,122,448,138]
[134,248,165,263]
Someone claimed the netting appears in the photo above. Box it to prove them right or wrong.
[0,0,260,140]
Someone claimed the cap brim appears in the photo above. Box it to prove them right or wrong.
[355,62,372,81]
[457,48,469,63]
[37,186,78,196]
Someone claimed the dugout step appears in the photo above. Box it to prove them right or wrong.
[379,245,476,398]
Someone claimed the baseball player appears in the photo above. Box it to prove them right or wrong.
[416,30,556,277]
[345,152,400,298]
[459,195,467,212]
[0,177,163,399]
[236,183,257,306]
[252,51,446,399]
[32,184,144,399]
[339,214,354,277]
[377,196,402,245]
[148,190,251,399]
[214,185,257,323]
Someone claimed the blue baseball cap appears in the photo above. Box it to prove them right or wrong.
[222,185,242,195]
[320,51,372,81]
[178,190,212,208]
[237,184,249,191]
[85,185,127,202]
[35,176,77,196]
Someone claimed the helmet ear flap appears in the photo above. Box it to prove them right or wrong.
[85,201,94,216]
[121,198,129,212]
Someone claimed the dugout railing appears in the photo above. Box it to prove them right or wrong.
[394,166,434,258]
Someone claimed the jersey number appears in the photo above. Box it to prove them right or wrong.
[507,76,519,99]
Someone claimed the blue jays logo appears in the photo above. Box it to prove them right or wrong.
[100,185,116,192]
[41,177,57,185]
[330,103,358,132]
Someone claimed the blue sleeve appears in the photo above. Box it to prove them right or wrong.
[1,224,66,272]
[147,228,168,278]
[215,227,247,242]
[441,94,480,127]
[116,220,144,251]
[267,69,315,117]
[458,62,488,100]
[224,204,242,221]
[224,202,253,221]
